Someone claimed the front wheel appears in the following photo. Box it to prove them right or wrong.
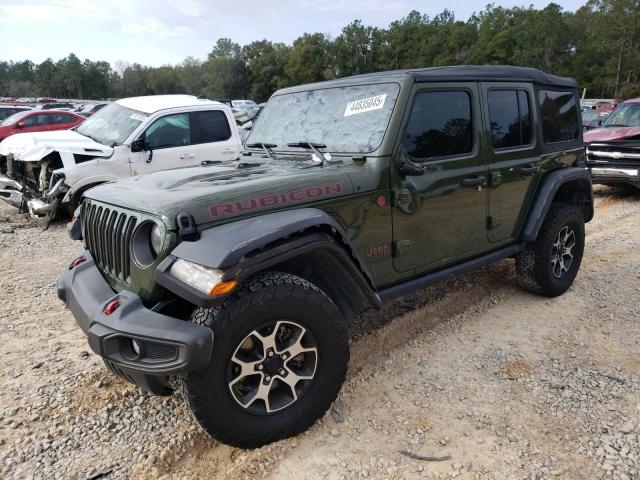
[182,272,349,448]
[516,202,585,297]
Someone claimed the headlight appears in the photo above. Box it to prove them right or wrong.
[170,259,237,296]
[150,223,163,255]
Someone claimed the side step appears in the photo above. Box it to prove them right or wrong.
[378,243,525,300]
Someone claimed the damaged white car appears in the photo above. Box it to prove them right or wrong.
[0,94,241,223]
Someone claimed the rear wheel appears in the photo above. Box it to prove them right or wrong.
[516,202,585,297]
[182,271,349,448]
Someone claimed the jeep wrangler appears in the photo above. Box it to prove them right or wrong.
[58,66,593,448]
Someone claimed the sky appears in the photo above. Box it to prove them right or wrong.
[0,0,586,68]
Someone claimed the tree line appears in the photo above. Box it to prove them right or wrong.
[1,0,638,102]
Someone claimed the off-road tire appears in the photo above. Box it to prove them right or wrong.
[181,271,349,448]
[516,202,585,297]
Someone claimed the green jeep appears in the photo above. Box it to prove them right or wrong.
[58,66,593,448]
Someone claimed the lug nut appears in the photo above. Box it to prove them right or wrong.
[268,350,274,357]
[281,352,288,360]
[264,375,271,382]
[257,364,264,371]
[278,368,286,376]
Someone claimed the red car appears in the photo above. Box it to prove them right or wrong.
[0,110,84,142]
[584,97,640,189]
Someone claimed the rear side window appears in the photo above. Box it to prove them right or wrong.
[488,90,532,149]
[402,90,473,160]
[191,110,231,144]
[538,90,579,143]
[47,114,76,125]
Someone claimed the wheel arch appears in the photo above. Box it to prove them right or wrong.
[158,208,382,317]
[521,167,593,242]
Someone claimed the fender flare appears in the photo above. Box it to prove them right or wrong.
[521,167,593,242]
[157,208,381,312]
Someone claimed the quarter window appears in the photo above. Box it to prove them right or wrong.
[402,91,473,160]
[488,90,532,149]
[538,90,579,143]
[145,113,190,149]
[191,110,231,144]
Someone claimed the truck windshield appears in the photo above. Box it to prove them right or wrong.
[76,102,147,145]
[247,83,400,154]
[602,103,640,128]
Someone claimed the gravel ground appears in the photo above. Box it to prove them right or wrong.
[0,186,639,480]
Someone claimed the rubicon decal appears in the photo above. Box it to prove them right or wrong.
[208,183,345,219]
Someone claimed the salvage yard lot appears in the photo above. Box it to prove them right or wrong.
[0,187,639,480]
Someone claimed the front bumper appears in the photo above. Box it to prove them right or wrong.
[0,173,23,208]
[58,252,214,395]
[588,166,640,186]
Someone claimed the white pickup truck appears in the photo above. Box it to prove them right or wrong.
[0,95,242,222]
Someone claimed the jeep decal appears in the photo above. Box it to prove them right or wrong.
[208,183,345,219]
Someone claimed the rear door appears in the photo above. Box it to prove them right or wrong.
[480,83,542,242]
[392,83,490,273]
[45,113,80,131]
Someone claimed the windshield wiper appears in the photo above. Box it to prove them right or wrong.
[246,142,277,159]
[287,142,334,166]
[604,123,630,127]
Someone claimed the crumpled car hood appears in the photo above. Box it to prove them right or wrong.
[0,130,113,166]
[584,126,640,143]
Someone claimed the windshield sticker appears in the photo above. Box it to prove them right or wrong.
[129,113,147,122]
[344,94,387,117]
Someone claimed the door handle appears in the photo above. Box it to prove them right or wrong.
[461,175,486,188]
[222,148,235,154]
[179,153,196,160]
[519,164,538,176]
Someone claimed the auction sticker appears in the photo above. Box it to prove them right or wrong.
[344,94,387,116]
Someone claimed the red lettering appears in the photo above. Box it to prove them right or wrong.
[306,187,323,198]
[258,195,279,208]
[324,184,342,195]
[208,203,235,218]
[235,198,258,212]
[289,190,305,201]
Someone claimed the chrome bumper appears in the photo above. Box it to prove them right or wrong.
[0,173,23,208]
[589,167,640,181]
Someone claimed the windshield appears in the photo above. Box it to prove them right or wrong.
[602,103,640,128]
[1,110,31,126]
[76,102,147,145]
[247,83,400,153]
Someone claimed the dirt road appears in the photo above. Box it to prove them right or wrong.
[1,187,638,480]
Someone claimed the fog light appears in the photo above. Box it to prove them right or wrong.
[131,339,142,356]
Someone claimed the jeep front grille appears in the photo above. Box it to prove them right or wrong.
[586,143,640,166]
[83,201,137,284]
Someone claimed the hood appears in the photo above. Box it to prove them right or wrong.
[584,126,640,144]
[0,130,113,162]
[85,159,355,227]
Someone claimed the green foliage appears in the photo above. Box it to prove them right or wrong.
[1,2,638,101]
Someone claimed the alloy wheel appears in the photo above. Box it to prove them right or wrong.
[551,225,576,279]
[227,320,318,415]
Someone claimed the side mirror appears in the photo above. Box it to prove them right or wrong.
[16,121,26,129]
[130,138,149,152]
[598,120,603,127]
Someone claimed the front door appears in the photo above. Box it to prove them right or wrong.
[480,83,542,242]
[131,110,239,175]
[392,83,489,273]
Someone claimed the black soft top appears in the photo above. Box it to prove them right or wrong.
[276,65,576,95]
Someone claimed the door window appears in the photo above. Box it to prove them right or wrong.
[46,114,77,125]
[402,91,473,160]
[538,90,579,143]
[145,113,190,149]
[488,90,532,149]
[22,114,50,126]
[191,110,231,144]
